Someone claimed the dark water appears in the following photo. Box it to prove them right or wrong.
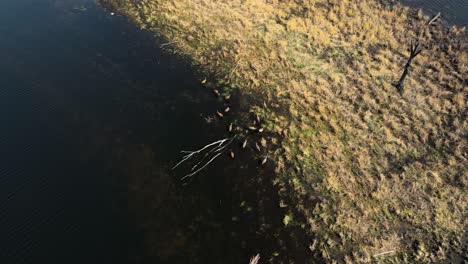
[402,0,468,26]
[0,0,305,263]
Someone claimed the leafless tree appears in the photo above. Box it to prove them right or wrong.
[395,40,423,94]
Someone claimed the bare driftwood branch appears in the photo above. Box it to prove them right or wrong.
[395,40,423,94]
[173,138,233,182]
[181,152,224,181]
[428,12,441,26]
[373,250,395,257]
[249,254,260,264]
[191,138,232,171]
[172,138,229,170]
[160,41,179,48]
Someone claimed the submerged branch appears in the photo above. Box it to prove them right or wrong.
[173,138,233,181]
[180,152,224,181]
[191,138,232,171]
[172,138,230,170]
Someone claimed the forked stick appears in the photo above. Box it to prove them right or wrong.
[173,138,233,181]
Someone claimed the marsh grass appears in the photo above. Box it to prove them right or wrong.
[101,0,467,262]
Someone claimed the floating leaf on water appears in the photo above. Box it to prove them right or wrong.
[73,6,87,11]
[224,107,230,113]
[248,126,257,131]
[242,139,247,149]
[201,78,207,85]
[261,156,268,166]
[228,123,233,132]
[279,200,287,208]
[258,128,264,133]
[213,89,220,96]
[224,95,231,101]
[256,114,261,123]
[204,116,214,123]
[273,251,280,257]
[229,151,235,159]
[216,111,224,118]
[255,143,261,152]
[283,214,292,226]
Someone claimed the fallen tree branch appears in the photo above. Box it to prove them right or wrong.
[428,12,441,26]
[373,250,395,257]
[191,138,232,171]
[249,254,260,264]
[160,41,179,48]
[172,138,230,170]
[173,138,233,182]
[181,152,224,181]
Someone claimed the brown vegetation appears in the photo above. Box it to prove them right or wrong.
[100,0,467,262]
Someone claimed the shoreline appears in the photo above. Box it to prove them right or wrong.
[99,0,467,262]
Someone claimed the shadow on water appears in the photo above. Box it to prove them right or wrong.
[0,0,313,263]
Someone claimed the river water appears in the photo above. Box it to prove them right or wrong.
[402,0,468,26]
[0,0,465,263]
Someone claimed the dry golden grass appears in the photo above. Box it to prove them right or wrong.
[101,0,467,262]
